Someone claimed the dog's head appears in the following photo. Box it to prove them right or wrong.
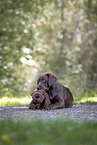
[29,89,50,109]
[37,72,57,91]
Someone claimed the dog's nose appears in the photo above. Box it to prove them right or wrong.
[35,94,40,98]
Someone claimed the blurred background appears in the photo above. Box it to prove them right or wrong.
[0,0,97,97]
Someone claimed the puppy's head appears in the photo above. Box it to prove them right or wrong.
[37,72,57,91]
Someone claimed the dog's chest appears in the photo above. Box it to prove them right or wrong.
[49,84,58,99]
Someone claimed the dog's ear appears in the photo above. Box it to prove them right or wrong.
[48,73,57,87]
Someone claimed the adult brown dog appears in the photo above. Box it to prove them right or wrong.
[37,72,73,110]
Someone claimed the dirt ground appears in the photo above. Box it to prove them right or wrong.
[0,104,97,122]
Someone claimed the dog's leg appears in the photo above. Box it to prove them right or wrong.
[44,96,51,109]
[46,96,65,110]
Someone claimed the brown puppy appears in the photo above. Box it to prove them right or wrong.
[37,72,73,110]
[29,89,51,109]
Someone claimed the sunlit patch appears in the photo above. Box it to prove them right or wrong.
[26,55,32,59]
[20,57,27,64]
[74,97,97,104]
[7,62,13,67]
[22,47,31,54]
[81,97,97,103]
[93,97,97,101]
[3,66,7,69]
[0,96,31,106]
[24,29,28,33]
[1,79,8,84]
[27,59,37,66]
[20,56,40,67]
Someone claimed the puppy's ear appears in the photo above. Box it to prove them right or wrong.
[48,73,57,87]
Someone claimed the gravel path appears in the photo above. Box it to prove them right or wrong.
[0,105,97,122]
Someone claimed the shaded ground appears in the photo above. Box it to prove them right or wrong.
[0,104,97,122]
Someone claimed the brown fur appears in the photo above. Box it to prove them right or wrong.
[29,89,51,109]
[37,72,73,110]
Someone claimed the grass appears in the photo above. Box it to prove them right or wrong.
[0,93,97,106]
[74,93,97,104]
[0,119,97,145]
[0,95,31,106]
[0,93,97,145]
[74,97,97,104]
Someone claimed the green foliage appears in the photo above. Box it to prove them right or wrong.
[0,0,97,96]
[0,119,97,145]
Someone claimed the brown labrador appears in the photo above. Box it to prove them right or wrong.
[37,72,73,110]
